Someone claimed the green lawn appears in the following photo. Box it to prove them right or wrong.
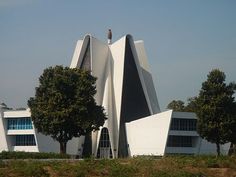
[0,154,236,177]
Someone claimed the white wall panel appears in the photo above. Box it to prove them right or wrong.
[126,110,172,156]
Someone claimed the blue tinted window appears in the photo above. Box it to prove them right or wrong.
[7,118,33,130]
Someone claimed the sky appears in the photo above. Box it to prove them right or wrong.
[0,0,235,110]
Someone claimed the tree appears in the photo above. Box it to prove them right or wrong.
[166,100,185,111]
[28,66,107,154]
[167,97,198,112]
[195,69,236,156]
[227,98,236,155]
[184,97,198,112]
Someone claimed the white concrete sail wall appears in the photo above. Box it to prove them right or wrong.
[126,110,173,156]
[109,36,126,136]
[95,62,111,155]
[70,35,90,68]
[70,34,174,158]
[90,37,110,156]
[70,40,83,68]
[134,41,160,113]
[109,36,127,158]
[90,37,109,105]
[126,35,153,115]
[69,35,119,157]
[95,55,118,158]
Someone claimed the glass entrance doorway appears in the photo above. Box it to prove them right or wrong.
[97,128,112,158]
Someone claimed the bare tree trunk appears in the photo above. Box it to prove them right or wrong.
[60,142,67,154]
[216,143,220,156]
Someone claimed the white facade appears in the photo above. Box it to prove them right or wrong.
[126,111,230,156]
[0,107,83,155]
[70,34,161,158]
[126,111,172,156]
[0,34,230,157]
[70,34,230,157]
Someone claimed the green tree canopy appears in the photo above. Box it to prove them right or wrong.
[166,100,185,111]
[195,69,236,156]
[28,66,107,154]
[184,97,198,112]
[167,97,198,112]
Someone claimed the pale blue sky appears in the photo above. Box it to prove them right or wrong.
[0,0,235,110]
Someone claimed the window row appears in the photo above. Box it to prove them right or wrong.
[15,135,36,146]
[7,118,33,130]
[170,118,197,131]
[167,135,193,147]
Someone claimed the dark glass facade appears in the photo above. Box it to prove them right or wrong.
[15,135,36,146]
[167,135,193,147]
[170,118,197,131]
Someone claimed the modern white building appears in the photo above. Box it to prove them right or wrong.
[0,106,83,155]
[0,33,230,157]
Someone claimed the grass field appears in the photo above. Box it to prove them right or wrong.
[0,154,236,177]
